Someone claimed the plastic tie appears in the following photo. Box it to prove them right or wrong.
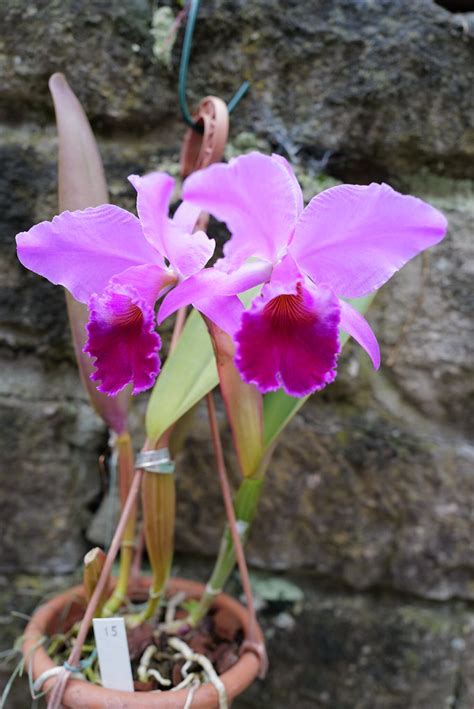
[235,519,249,538]
[204,583,222,597]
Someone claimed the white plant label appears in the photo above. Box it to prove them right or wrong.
[92,617,134,692]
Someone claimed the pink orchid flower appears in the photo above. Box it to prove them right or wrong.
[16,172,216,396]
[158,152,447,397]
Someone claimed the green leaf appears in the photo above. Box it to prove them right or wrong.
[146,310,218,444]
[249,573,304,603]
[263,294,376,448]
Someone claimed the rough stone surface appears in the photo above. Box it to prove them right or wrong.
[374,180,474,434]
[1,1,473,177]
[0,1,473,704]
[0,377,104,574]
[174,382,474,601]
[0,134,104,574]
[240,581,474,709]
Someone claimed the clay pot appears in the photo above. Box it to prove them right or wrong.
[22,577,263,708]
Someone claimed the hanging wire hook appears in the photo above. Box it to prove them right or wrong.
[178,0,250,132]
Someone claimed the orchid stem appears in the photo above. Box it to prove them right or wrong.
[132,310,186,624]
[188,475,264,626]
[131,525,146,582]
[102,432,137,617]
[133,465,175,624]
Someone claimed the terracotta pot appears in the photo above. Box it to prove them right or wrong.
[22,577,263,708]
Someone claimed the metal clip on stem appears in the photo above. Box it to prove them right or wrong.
[135,448,175,474]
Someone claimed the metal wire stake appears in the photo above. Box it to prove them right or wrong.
[178,0,250,132]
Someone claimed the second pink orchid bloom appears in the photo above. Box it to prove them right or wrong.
[159,152,447,396]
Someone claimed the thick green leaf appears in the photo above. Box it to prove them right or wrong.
[146,310,218,444]
[263,294,376,448]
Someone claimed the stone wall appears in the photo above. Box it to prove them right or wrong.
[0,1,473,706]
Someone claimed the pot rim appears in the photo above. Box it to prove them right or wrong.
[22,576,262,708]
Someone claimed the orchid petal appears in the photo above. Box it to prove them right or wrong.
[291,183,447,297]
[157,259,272,325]
[182,152,301,266]
[85,284,161,396]
[16,205,158,303]
[172,201,202,232]
[165,224,215,278]
[194,295,244,336]
[339,299,380,369]
[271,153,304,216]
[111,263,177,304]
[129,173,214,277]
[235,258,341,397]
[128,172,175,256]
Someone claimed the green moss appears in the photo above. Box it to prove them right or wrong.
[398,607,456,637]
[150,6,177,68]
[224,132,270,160]
[401,170,474,209]
[293,167,341,203]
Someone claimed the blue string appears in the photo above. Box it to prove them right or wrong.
[64,648,97,674]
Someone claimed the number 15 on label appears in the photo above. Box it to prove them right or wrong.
[92,617,134,692]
